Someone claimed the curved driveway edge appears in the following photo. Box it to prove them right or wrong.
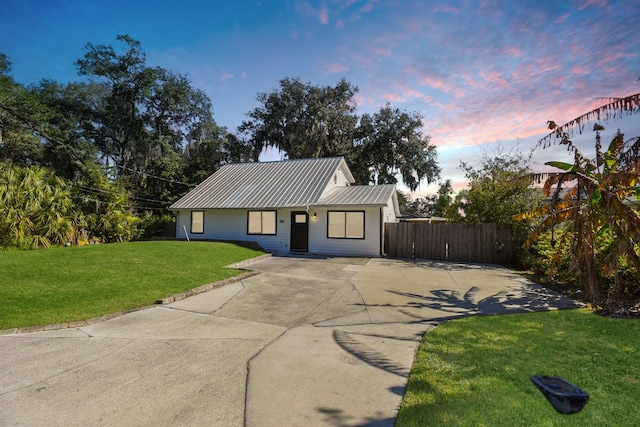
[0,257,580,426]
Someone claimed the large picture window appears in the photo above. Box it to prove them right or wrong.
[327,211,364,239]
[191,211,204,234]
[247,210,277,235]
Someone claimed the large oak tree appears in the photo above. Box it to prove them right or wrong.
[239,78,440,191]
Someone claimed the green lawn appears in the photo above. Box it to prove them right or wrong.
[396,309,640,426]
[0,241,264,329]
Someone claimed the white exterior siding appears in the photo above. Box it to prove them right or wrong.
[307,206,382,257]
[319,165,352,197]
[176,209,293,253]
[176,207,385,257]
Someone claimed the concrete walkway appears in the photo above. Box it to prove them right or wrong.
[0,257,579,426]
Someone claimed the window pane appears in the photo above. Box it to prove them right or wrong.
[295,214,306,223]
[191,211,204,233]
[346,211,364,226]
[248,211,262,234]
[328,212,345,238]
[346,212,364,238]
[262,211,276,234]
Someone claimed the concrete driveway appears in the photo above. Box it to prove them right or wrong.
[0,256,579,426]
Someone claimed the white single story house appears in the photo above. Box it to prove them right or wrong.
[170,157,400,257]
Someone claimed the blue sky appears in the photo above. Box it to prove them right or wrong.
[2,0,639,196]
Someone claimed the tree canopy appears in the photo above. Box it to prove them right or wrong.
[406,180,453,217]
[239,78,440,191]
[0,36,246,247]
[73,35,243,203]
[447,148,542,232]
[0,37,441,248]
[239,77,358,161]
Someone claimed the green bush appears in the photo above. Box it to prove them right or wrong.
[523,228,572,277]
[0,164,82,249]
[524,227,640,307]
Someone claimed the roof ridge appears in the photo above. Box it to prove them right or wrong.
[224,156,344,167]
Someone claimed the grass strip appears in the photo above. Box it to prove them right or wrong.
[397,308,640,426]
[0,241,263,329]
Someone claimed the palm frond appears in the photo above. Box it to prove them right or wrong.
[539,93,640,149]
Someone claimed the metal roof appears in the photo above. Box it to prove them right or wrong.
[170,157,354,209]
[317,184,397,206]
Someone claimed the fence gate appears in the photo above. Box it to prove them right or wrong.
[385,222,515,264]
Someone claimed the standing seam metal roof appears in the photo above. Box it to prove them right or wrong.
[317,184,397,206]
[170,157,349,209]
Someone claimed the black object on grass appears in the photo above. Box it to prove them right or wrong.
[531,375,589,414]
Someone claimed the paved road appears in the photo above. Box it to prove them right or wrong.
[0,256,579,426]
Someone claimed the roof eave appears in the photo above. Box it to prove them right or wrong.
[311,202,389,208]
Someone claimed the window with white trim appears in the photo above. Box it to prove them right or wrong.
[327,211,364,239]
[191,211,204,234]
[247,210,277,235]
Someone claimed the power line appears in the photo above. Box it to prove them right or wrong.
[73,184,170,206]
[75,194,169,211]
[116,165,197,187]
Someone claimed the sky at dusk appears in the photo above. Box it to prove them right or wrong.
[2,0,639,197]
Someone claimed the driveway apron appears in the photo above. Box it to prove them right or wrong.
[0,257,579,426]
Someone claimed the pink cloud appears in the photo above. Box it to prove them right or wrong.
[413,73,465,98]
[336,45,375,67]
[478,0,502,19]
[578,0,608,10]
[381,84,432,104]
[402,18,425,33]
[359,0,377,14]
[535,56,563,74]
[294,1,314,17]
[220,70,234,82]
[318,5,329,24]
[596,51,634,67]
[412,87,561,149]
[432,4,462,14]
[342,0,379,23]
[452,87,465,98]
[416,74,451,92]
[423,92,603,151]
[511,56,563,87]
[352,92,373,107]
[294,0,330,24]
[460,73,485,90]
[374,47,392,56]
[502,46,523,58]
[324,62,349,74]
[381,92,405,103]
[296,0,638,172]
[571,65,590,75]
[370,19,438,51]
[479,70,512,90]
[548,75,566,86]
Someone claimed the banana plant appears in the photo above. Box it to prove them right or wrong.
[515,93,640,311]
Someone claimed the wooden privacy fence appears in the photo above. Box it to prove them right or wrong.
[385,222,516,264]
